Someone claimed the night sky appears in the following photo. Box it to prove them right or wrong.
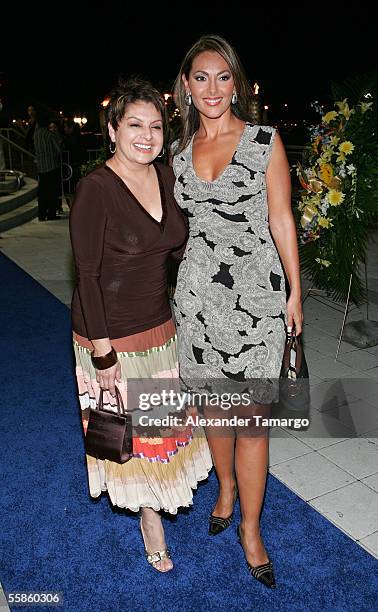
[1,6,377,124]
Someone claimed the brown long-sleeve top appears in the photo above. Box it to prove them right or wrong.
[69,162,187,340]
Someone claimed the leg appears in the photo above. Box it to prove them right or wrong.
[45,168,61,219]
[235,434,270,566]
[140,507,173,572]
[38,173,48,220]
[204,406,236,517]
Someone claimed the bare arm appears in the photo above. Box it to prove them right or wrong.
[266,132,303,334]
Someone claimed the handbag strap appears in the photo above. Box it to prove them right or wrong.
[97,386,125,416]
[283,331,302,379]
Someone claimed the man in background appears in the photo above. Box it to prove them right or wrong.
[33,107,62,220]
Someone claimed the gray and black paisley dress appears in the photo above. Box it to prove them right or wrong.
[172,124,287,402]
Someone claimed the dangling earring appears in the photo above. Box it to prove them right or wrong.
[109,141,116,154]
[157,147,165,158]
[231,91,238,105]
[185,91,192,106]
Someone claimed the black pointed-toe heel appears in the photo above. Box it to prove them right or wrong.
[208,485,238,536]
[237,525,276,589]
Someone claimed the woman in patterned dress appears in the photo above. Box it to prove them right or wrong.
[70,78,212,573]
[172,35,303,587]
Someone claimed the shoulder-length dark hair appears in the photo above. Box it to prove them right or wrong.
[172,34,255,154]
[106,76,168,153]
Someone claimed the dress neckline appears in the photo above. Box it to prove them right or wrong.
[104,162,167,228]
[189,122,249,185]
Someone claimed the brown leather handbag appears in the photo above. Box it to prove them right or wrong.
[274,329,310,429]
[85,386,133,463]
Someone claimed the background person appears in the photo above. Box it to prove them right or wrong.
[25,104,37,153]
[62,119,85,195]
[33,106,62,220]
[0,98,5,170]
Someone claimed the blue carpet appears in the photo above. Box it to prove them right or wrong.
[1,252,377,612]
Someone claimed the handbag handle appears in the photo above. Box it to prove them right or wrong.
[283,328,309,379]
[97,386,125,416]
[286,324,298,338]
[282,331,300,375]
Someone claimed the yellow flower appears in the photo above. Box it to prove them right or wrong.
[336,99,354,119]
[318,147,332,164]
[319,164,334,185]
[299,194,321,212]
[312,136,321,153]
[315,258,331,267]
[327,190,345,206]
[330,136,340,146]
[318,217,333,228]
[339,141,354,155]
[322,111,338,123]
[308,193,322,206]
[335,98,348,111]
[359,101,373,114]
[336,153,345,163]
[344,107,354,119]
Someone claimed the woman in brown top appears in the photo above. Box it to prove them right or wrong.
[70,78,212,573]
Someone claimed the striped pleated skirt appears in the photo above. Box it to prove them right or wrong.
[73,318,212,514]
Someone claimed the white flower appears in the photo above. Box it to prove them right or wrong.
[338,165,347,178]
[321,201,329,215]
[346,164,355,175]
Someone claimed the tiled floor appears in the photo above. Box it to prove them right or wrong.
[1,213,377,559]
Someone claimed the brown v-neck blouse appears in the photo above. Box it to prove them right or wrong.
[69,162,187,340]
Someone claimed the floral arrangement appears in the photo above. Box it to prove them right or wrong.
[296,89,377,305]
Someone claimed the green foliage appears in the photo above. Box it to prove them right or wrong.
[296,72,378,305]
[80,146,109,177]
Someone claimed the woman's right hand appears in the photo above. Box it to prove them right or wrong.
[96,361,122,397]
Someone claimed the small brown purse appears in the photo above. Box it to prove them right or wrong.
[85,386,133,464]
[274,330,310,429]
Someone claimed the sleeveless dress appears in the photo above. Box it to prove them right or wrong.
[172,124,287,403]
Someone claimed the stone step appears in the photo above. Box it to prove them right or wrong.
[0,198,38,233]
[0,177,38,214]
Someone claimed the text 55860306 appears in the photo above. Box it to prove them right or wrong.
[5,592,63,606]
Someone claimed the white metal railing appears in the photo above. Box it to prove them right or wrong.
[87,148,102,161]
[0,128,35,171]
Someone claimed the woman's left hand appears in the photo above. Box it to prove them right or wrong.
[286,293,303,335]
[96,361,121,397]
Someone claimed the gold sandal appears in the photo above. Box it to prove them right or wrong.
[140,519,173,573]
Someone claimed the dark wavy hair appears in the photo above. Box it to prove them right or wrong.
[173,34,255,154]
[106,76,168,152]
